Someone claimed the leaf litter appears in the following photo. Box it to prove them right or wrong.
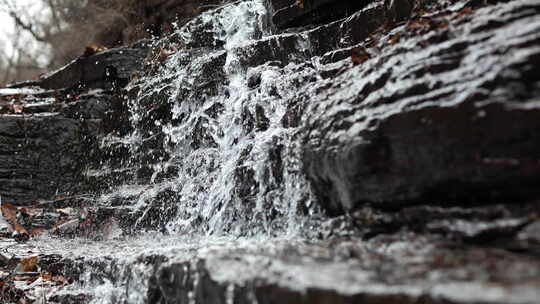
[1,195,120,303]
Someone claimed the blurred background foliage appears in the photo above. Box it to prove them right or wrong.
[0,0,223,86]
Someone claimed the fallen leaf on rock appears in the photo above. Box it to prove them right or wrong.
[416,8,429,16]
[19,207,41,217]
[407,16,449,34]
[389,33,401,44]
[28,228,45,237]
[1,203,29,237]
[1,202,18,220]
[453,7,473,19]
[20,256,39,272]
[82,44,107,57]
[351,47,371,65]
[365,37,378,48]
[408,17,430,32]
[12,103,24,114]
[438,20,449,30]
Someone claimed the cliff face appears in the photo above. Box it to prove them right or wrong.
[1,0,539,303]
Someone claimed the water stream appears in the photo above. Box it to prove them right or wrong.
[93,0,321,238]
[14,0,540,302]
[21,2,324,299]
[10,1,328,301]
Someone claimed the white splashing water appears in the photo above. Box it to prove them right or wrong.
[95,0,318,238]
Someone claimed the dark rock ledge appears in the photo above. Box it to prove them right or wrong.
[0,41,150,205]
[40,233,540,304]
[303,0,540,214]
[0,0,539,303]
[267,0,372,29]
[0,89,112,205]
[8,41,150,90]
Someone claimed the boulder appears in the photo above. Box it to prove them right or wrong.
[303,0,540,214]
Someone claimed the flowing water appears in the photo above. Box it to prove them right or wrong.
[24,1,333,300]
[95,0,322,238]
[8,1,330,301]
[15,0,540,302]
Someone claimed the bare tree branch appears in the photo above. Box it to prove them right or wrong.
[8,11,47,42]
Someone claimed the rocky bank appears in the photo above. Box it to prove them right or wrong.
[1,0,539,303]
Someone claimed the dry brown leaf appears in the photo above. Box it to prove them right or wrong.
[389,33,401,45]
[416,8,429,16]
[408,18,429,31]
[12,103,24,114]
[453,7,473,19]
[437,20,449,30]
[1,203,28,235]
[28,228,45,237]
[20,256,38,272]
[351,47,371,65]
[1,202,18,219]
[19,207,41,217]
[83,44,107,57]
[41,273,53,281]
[365,38,377,48]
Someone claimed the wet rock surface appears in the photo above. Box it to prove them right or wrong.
[9,42,150,90]
[0,88,114,205]
[1,0,540,303]
[0,41,152,205]
[302,0,540,214]
[8,233,538,304]
[268,0,372,29]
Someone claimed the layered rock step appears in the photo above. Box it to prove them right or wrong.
[267,0,373,29]
[0,40,151,205]
[1,0,540,303]
[25,232,540,304]
[0,88,112,205]
[302,0,540,214]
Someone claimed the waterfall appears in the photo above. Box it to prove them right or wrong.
[95,0,319,237]
[8,1,537,303]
